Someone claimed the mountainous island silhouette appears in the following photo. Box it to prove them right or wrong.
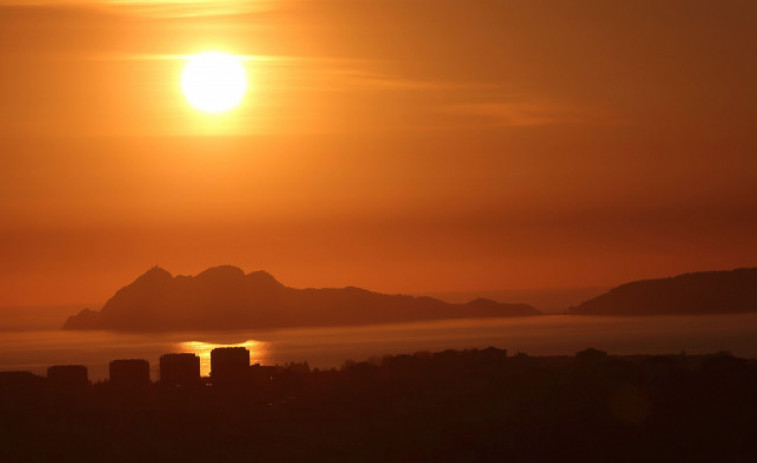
[569,267,757,315]
[63,265,539,331]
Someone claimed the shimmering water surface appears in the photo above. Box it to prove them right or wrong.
[1,314,756,380]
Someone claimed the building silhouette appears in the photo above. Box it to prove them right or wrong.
[109,359,150,389]
[249,363,277,386]
[160,353,201,386]
[211,347,250,384]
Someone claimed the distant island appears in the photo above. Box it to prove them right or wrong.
[569,268,757,316]
[63,265,539,331]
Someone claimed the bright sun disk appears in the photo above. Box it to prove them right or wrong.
[181,52,248,114]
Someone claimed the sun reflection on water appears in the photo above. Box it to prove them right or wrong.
[178,340,269,377]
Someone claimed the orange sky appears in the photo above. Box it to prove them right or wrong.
[1,0,755,307]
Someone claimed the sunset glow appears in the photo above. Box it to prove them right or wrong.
[0,0,754,311]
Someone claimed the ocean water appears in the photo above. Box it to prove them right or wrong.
[1,314,756,380]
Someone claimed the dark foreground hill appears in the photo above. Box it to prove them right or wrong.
[2,349,755,463]
[569,267,757,315]
[63,266,539,331]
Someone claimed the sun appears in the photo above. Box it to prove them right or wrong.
[181,52,248,114]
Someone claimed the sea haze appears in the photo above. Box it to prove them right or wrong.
[1,314,755,380]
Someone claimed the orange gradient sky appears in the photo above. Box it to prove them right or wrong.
[1,0,756,307]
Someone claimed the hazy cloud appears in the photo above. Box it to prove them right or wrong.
[446,100,618,127]
[0,0,278,17]
[319,69,501,92]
